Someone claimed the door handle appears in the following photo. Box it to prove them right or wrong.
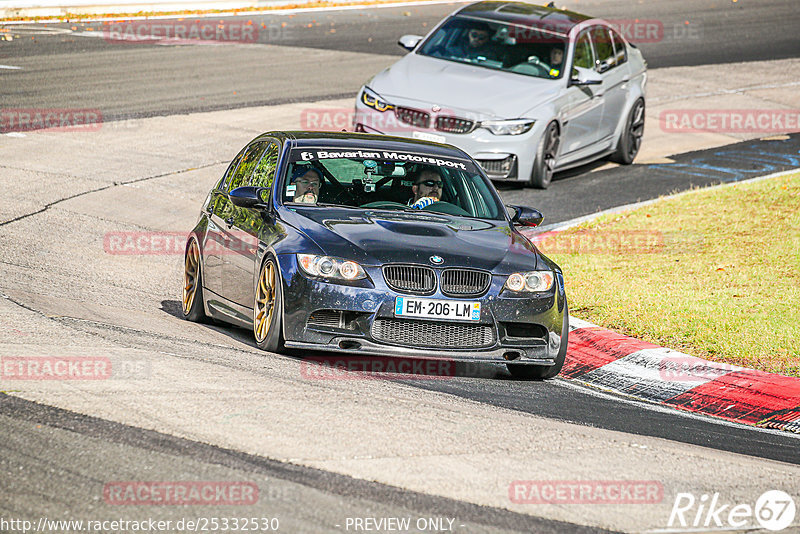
[225,217,234,228]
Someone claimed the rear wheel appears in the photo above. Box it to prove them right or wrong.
[528,122,560,189]
[507,305,569,380]
[182,238,207,322]
[610,98,645,165]
[254,257,285,353]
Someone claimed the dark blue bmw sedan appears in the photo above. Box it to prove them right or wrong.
[182,131,568,379]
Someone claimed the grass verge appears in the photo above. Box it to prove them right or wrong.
[537,171,800,377]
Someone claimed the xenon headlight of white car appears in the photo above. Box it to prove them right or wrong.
[297,254,367,281]
[479,119,536,135]
[360,87,395,113]
[504,270,555,292]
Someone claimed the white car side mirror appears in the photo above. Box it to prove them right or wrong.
[570,66,603,86]
[398,34,423,52]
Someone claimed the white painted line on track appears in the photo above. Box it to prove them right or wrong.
[0,0,471,25]
[0,64,22,69]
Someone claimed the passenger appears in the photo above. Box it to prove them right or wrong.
[292,167,322,204]
[409,169,443,209]
[549,47,564,69]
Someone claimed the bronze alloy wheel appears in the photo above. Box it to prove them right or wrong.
[254,261,277,343]
[182,239,200,316]
[254,258,285,352]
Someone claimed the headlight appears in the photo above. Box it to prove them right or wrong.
[360,87,395,113]
[480,119,535,135]
[504,271,554,292]
[297,254,367,281]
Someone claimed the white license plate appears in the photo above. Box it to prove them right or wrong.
[394,297,481,321]
[412,131,446,144]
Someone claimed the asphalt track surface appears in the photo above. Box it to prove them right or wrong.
[2,1,800,532]
[2,0,799,121]
[1,395,605,534]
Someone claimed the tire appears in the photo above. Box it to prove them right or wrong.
[507,305,569,380]
[254,257,285,353]
[528,121,560,189]
[610,98,645,165]
[182,238,207,322]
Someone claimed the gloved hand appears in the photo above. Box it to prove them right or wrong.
[410,196,437,209]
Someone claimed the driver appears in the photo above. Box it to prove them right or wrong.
[292,167,322,204]
[409,169,443,209]
[450,22,498,61]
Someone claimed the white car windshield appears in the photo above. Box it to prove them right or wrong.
[418,16,568,79]
[282,148,506,220]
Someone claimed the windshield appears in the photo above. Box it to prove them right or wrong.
[418,16,568,79]
[282,147,506,220]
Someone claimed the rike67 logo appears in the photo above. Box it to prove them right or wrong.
[668,490,796,531]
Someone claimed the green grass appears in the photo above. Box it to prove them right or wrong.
[544,172,800,376]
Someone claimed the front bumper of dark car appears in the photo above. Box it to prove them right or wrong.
[277,255,567,366]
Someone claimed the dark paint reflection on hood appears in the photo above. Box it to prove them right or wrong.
[281,207,541,272]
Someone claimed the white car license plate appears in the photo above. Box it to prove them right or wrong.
[412,131,446,144]
[394,296,480,321]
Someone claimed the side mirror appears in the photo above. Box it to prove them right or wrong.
[507,205,544,227]
[229,186,268,210]
[569,66,603,86]
[398,34,423,52]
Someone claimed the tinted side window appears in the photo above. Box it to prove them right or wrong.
[219,147,246,190]
[250,142,280,189]
[227,140,268,192]
[610,29,627,65]
[573,32,594,70]
[592,27,614,70]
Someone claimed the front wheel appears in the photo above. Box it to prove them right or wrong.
[610,98,645,165]
[254,257,285,353]
[507,305,569,380]
[182,238,207,322]
[528,122,560,189]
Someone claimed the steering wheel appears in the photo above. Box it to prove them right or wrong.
[328,187,361,205]
[421,201,471,217]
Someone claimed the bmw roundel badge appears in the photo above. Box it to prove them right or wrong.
[429,255,444,265]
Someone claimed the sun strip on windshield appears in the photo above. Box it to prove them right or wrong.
[291,148,477,173]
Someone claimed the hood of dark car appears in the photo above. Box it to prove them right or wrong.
[282,207,541,273]
[369,54,561,119]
